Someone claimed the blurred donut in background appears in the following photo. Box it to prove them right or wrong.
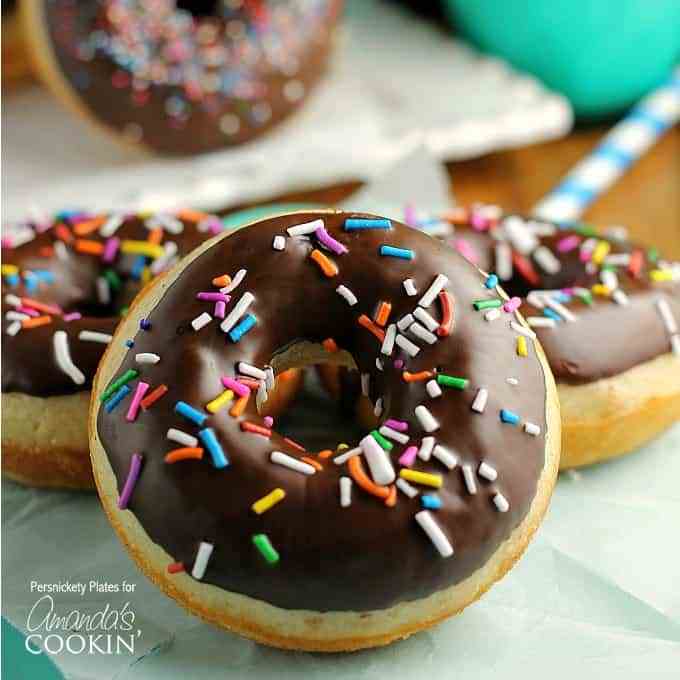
[2,0,34,86]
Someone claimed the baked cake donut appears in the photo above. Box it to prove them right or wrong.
[21,0,343,154]
[2,0,33,85]
[324,205,679,470]
[90,210,560,651]
[2,209,301,489]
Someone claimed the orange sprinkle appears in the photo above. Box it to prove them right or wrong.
[21,298,61,314]
[440,206,469,225]
[229,394,249,417]
[436,291,454,337]
[301,456,323,471]
[278,368,296,382]
[177,209,210,223]
[212,274,232,288]
[75,239,105,256]
[165,447,204,463]
[167,562,185,574]
[374,301,392,327]
[240,422,271,437]
[357,314,386,342]
[39,246,54,257]
[309,249,338,277]
[322,338,338,353]
[318,449,334,460]
[384,485,397,508]
[55,224,73,243]
[284,437,306,453]
[348,456,390,500]
[402,370,433,383]
[22,315,52,329]
[147,227,163,245]
[237,377,260,390]
[73,216,105,236]
[140,384,168,410]
[628,249,644,278]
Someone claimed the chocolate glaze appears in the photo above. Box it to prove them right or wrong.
[36,0,342,155]
[2,212,211,396]
[96,211,549,612]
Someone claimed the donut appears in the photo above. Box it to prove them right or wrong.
[2,0,33,85]
[1,209,301,489]
[323,205,680,469]
[21,0,343,155]
[89,210,560,651]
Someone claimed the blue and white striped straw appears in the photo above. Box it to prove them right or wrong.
[533,65,680,223]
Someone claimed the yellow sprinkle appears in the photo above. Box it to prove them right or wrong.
[336,443,349,452]
[400,469,442,488]
[591,284,611,297]
[650,269,673,282]
[136,210,153,219]
[252,488,286,515]
[1,264,19,276]
[206,390,234,414]
[517,336,528,357]
[141,267,152,285]
[120,240,164,259]
[591,240,611,265]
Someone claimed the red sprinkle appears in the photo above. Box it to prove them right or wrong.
[284,437,306,453]
[436,291,454,337]
[167,562,185,574]
[512,252,540,286]
[240,422,272,437]
[140,384,168,410]
[628,249,644,278]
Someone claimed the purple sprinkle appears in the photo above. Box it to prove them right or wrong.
[263,416,274,428]
[207,219,223,235]
[62,312,82,322]
[557,235,581,253]
[102,237,120,263]
[393,359,404,369]
[140,319,151,331]
[117,453,143,510]
[214,300,226,318]
[315,226,348,255]
[197,292,230,302]
[399,446,418,467]
[385,418,409,432]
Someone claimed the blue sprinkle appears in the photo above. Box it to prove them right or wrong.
[552,292,571,304]
[5,274,19,287]
[228,314,256,343]
[500,409,520,425]
[130,255,146,280]
[421,494,442,510]
[140,318,152,331]
[105,385,132,413]
[125,339,135,348]
[543,308,562,322]
[199,428,229,469]
[174,401,207,426]
[33,270,56,284]
[344,218,392,231]
[379,245,414,260]
[484,274,499,289]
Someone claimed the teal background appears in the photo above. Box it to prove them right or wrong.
[2,619,63,680]
[444,0,680,118]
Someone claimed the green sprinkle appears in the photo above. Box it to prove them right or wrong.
[575,224,598,238]
[576,290,593,306]
[371,430,393,451]
[437,375,469,390]
[104,269,122,291]
[252,534,279,565]
[100,369,139,402]
[647,247,659,263]
[473,299,502,311]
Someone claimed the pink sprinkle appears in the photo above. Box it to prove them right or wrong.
[503,296,521,313]
[393,359,404,369]
[403,203,417,227]
[214,300,226,318]
[126,381,149,422]
[315,226,348,255]
[221,376,250,398]
[197,292,229,302]
[62,312,82,322]
[118,453,143,510]
[2,237,13,248]
[557,235,581,253]
[17,306,40,317]
[561,287,575,295]
[207,219,223,235]
[399,446,418,467]
[385,418,409,432]
[263,416,274,428]
[102,237,120,263]
[454,238,478,264]
[470,211,490,231]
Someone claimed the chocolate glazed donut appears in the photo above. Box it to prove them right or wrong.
[90,211,560,651]
[21,0,343,154]
[1,210,301,489]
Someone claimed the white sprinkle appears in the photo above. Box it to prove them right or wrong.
[462,465,477,494]
[415,405,439,432]
[526,219,557,237]
[396,333,420,357]
[485,308,501,322]
[493,492,510,513]
[432,445,457,470]
[220,291,254,332]
[381,323,397,356]
[379,426,409,445]
[373,397,383,418]
[256,380,268,411]
[222,268,247,294]
[418,436,435,461]
[6,321,21,336]
[495,242,513,281]
[333,447,362,465]
[396,478,419,498]
[478,462,498,481]
[150,241,178,275]
[409,322,437,345]
[426,380,442,398]
[7,227,35,248]
[526,290,547,309]
[360,373,370,397]
[286,218,324,236]
[375,357,384,371]
[507,377,519,386]
[524,422,541,436]
[510,320,537,339]
[612,289,629,306]
[545,298,577,323]
[167,428,198,448]
[53,331,85,385]
[99,214,124,238]
[403,278,418,296]
[656,298,678,334]
[191,541,214,580]
[272,235,286,251]
[360,434,396,485]
[78,330,112,344]
[340,477,352,507]
[238,362,267,380]
[527,316,557,329]
[270,451,316,475]
[671,334,680,356]
[468,388,488,413]
[54,241,69,260]
[397,313,414,331]
[96,277,111,305]
[5,294,21,308]
[413,307,439,332]
[600,269,619,290]
[147,214,183,234]
[264,366,275,391]
[191,312,212,331]
[502,216,538,254]
[5,311,29,322]
[533,245,561,274]
[419,274,449,308]
[604,253,631,266]
[415,511,454,558]
[336,285,358,306]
